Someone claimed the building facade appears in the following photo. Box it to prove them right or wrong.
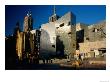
[40,11,76,60]
[77,20,106,58]
[15,8,106,62]
[16,11,41,62]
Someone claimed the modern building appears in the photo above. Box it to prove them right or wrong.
[40,7,76,60]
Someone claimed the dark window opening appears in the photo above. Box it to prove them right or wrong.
[86,37,89,40]
[73,44,75,47]
[52,45,55,48]
[97,29,99,31]
[60,23,64,27]
[52,17,54,22]
[68,22,71,26]
[57,35,60,38]
[92,28,95,32]
[68,32,71,34]
[56,27,59,29]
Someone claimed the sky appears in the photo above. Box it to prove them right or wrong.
[5,5,106,36]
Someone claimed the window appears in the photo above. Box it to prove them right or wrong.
[86,37,89,40]
[73,44,75,48]
[93,28,98,32]
[52,45,55,48]
[56,27,59,29]
[68,32,71,34]
[97,29,99,31]
[68,22,70,25]
[51,17,54,22]
[92,28,95,32]
[60,23,64,27]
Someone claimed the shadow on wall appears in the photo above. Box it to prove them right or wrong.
[40,29,55,60]
[40,30,66,59]
[56,35,65,58]
[76,29,84,50]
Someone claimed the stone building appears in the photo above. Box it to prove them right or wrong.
[88,20,106,42]
[77,20,106,58]
[76,23,88,49]
[40,8,76,60]
[79,40,106,58]
[55,12,76,59]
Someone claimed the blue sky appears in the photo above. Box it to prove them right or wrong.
[5,5,106,36]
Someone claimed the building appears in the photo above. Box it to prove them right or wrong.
[16,30,24,60]
[77,20,106,58]
[40,7,76,60]
[15,6,106,63]
[30,29,41,60]
[55,12,76,59]
[23,11,33,32]
[15,22,24,60]
[16,11,41,62]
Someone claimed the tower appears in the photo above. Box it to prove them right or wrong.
[53,5,56,15]
[49,5,59,22]
[24,11,33,32]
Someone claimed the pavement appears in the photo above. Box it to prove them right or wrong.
[6,57,106,70]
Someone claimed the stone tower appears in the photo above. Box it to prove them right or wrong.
[24,11,33,32]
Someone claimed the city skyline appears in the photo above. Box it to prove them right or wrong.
[5,5,106,36]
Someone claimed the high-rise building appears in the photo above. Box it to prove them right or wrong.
[23,11,33,58]
[16,11,34,60]
[23,11,33,32]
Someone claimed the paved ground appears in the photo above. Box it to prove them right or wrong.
[59,57,106,70]
[6,57,106,70]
